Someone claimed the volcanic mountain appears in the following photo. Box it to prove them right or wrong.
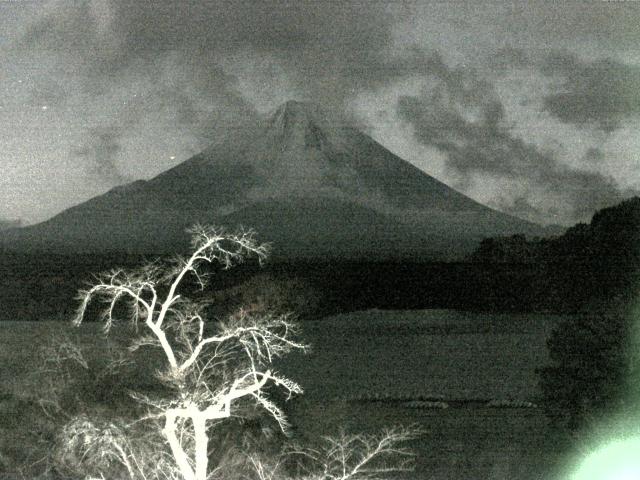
[2,101,546,260]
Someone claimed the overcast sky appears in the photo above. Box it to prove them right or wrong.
[1,0,639,227]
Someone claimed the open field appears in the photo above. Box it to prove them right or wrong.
[280,309,568,479]
[279,309,560,402]
[287,399,565,480]
[0,309,569,479]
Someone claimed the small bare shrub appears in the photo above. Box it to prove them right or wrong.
[216,273,323,319]
[248,426,419,480]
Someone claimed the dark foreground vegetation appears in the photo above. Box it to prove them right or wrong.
[1,198,639,322]
[1,228,423,480]
[0,312,563,479]
[0,256,630,322]
[522,198,640,465]
[471,196,640,311]
[0,198,638,478]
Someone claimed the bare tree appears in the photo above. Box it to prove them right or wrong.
[247,426,419,480]
[301,427,418,480]
[60,225,419,480]
[72,225,306,480]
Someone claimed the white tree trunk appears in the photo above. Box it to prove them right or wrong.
[164,411,196,480]
[192,416,209,480]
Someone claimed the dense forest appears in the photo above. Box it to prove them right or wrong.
[529,198,640,433]
[469,196,640,312]
[471,196,640,265]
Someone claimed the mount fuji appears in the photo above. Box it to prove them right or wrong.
[1,101,545,260]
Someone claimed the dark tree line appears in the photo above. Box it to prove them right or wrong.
[472,196,640,265]
[470,196,640,312]
[527,197,640,435]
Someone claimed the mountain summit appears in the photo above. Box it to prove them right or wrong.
[2,101,545,259]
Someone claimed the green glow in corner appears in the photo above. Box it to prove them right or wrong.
[572,437,640,480]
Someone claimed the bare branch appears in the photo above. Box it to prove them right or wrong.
[287,426,421,480]
[66,225,303,480]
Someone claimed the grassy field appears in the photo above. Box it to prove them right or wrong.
[279,309,567,479]
[279,309,560,402]
[0,310,569,479]
[286,399,565,480]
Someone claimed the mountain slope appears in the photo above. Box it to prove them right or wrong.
[1,100,545,259]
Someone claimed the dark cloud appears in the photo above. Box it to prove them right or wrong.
[11,0,435,182]
[397,55,636,225]
[583,147,605,165]
[540,52,640,132]
[16,1,416,113]
[29,79,69,107]
[72,126,132,185]
[0,218,22,231]
[491,196,553,225]
[421,52,495,108]
[487,47,531,74]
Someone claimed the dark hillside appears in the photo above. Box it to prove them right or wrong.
[3,198,636,321]
[470,197,640,311]
[3,253,633,322]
